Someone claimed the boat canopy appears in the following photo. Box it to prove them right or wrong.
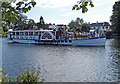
[8,29,13,32]
[90,30,95,32]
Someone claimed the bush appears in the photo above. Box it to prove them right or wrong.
[106,31,113,39]
[0,67,44,83]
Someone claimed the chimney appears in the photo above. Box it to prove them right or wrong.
[96,21,98,24]
[88,22,90,24]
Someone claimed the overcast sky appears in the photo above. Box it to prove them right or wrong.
[24,0,118,25]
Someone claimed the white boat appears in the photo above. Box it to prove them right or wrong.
[72,36,106,47]
[7,29,106,47]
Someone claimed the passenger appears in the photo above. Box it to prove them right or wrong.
[93,32,95,37]
[74,33,77,39]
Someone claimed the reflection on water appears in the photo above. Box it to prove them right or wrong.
[106,39,120,82]
[2,38,120,82]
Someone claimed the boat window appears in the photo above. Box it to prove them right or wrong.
[52,31,55,35]
[25,32,28,35]
[35,32,38,35]
[20,32,24,35]
[61,40,64,42]
[38,32,41,36]
[16,32,19,35]
[13,32,15,35]
[29,32,33,35]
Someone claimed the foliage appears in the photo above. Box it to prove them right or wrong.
[1,0,36,32]
[68,20,80,31]
[14,18,36,30]
[81,23,91,32]
[42,25,49,29]
[37,23,49,29]
[106,31,113,39]
[0,67,43,83]
[110,1,120,34]
[75,17,84,25]
[26,19,36,29]
[68,17,91,32]
[14,15,27,30]
[72,0,94,13]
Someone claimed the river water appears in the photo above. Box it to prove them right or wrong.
[1,38,120,82]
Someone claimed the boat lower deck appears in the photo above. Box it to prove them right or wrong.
[8,36,106,47]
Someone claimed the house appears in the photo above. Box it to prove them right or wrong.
[57,24,70,31]
[48,24,70,31]
[90,21,111,34]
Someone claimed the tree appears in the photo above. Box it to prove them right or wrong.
[72,0,94,13]
[81,23,91,32]
[68,20,80,32]
[68,18,91,32]
[110,1,120,34]
[26,19,36,29]
[75,17,84,25]
[14,14,27,30]
[1,0,36,32]
[68,17,89,32]
[14,18,36,30]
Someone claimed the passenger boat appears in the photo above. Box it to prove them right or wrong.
[7,27,106,47]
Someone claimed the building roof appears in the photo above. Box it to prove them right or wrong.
[57,24,69,29]
[91,22,110,27]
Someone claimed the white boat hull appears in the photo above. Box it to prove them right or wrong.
[72,36,106,47]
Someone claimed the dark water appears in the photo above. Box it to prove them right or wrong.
[1,38,120,82]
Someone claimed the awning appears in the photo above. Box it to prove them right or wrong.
[90,30,95,32]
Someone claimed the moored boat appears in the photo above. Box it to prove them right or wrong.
[7,28,106,47]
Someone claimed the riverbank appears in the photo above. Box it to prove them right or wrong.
[106,32,120,39]
[110,33,120,39]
